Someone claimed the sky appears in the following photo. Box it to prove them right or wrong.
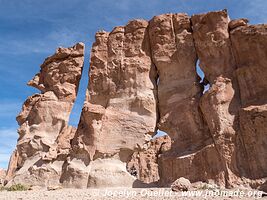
[0,0,266,169]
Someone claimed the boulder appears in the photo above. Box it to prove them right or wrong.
[171,177,191,191]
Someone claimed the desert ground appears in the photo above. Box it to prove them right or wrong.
[0,188,266,200]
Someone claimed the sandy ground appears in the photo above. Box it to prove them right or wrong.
[0,188,266,200]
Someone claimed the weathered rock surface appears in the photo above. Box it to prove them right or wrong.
[191,10,241,187]
[171,177,191,191]
[0,169,6,185]
[230,24,267,182]
[61,20,158,188]
[127,135,171,184]
[6,10,267,190]
[229,18,248,30]
[149,13,211,153]
[5,150,18,182]
[7,43,84,187]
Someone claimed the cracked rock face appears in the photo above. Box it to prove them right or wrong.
[149,13,211,154]
[231,24,267,181]
[127,135,171,184]
[7,10,267,190]
[192,10,240,187]
[6,43,84,187]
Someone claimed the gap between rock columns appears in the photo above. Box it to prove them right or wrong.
[191,10,248,187]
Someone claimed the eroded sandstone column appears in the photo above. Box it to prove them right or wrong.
[192,10,241,187]
[62,20,158,188]
[148,13,223,186]
[7,43,84,186]
[149,13,210,151]
[230,24,267,181]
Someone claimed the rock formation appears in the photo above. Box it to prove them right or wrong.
[6,10,267,191]
[0,169,6,186]
[171,177,191,191]
[231,23,267,182]
[5,150,18,182]
[6,43,84,186]
[60,20,159,188]
[127,135,171,184]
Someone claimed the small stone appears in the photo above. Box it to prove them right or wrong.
[47,186,62,191]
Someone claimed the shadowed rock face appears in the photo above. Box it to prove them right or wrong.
[192,10,241,187]
[7,10,267,190]
[149,13,211,154]
[127,135,171,184]
[6,43,84,187]
[231,24,267,181]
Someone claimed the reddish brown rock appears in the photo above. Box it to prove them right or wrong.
[148,13,214,186]
[159,144,225,186]
[62,20,158,188]
[231,24,267,183]
[6,10,267,190]
[238,106,267,179]
[149,13,211,153]
[231,24,267,107]
[127,135,171,184]
[229,19,249,30]
[192,10,236,83]
[7,43,84,187]
[192,10,241,187]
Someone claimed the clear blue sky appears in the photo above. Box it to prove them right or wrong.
[0,0,266,169]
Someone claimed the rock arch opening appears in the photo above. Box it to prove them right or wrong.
[153,129,169,139]
[196,60,210,94]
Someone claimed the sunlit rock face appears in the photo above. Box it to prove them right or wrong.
[6,43,84,187]
[127,135,171,184]
[61,20,159,188]
[7,10,267,190]
[0,169,6,185]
